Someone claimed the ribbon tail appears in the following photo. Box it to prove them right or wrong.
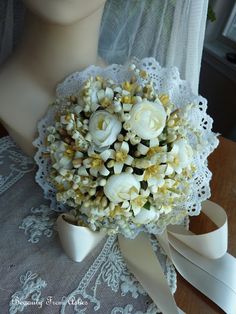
[168,234,236,294]
[157,200,236,314]
[118,233,184,314]
[169,244,236,314]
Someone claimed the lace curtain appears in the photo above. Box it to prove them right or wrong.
[0,0,208,93]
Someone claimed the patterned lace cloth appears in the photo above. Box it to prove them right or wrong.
[0,135,177,314]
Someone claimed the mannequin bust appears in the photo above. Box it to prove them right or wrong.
[0,0,106,156]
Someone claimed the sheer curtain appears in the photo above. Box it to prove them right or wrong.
[0,0,208,93]
[0,0,25,64]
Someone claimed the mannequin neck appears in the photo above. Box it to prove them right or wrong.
[14,5,104,93]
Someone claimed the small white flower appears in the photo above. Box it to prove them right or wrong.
[83,79,102,111]
[97,87,114,102]
[104,173,140,204]
[89,110,121,147]
[132,207,159,224]
[51,142,72,171]
[109,141,134,174]
[130,194,149,216]
[83,147,111,177]
[129,100,166,139]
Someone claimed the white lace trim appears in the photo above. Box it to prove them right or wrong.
[34,58,218,217]
[19,205,56,243]
[0,136,35,195]
[9,271,47,314]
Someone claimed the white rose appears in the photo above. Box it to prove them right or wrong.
[129,100,166,139]
[132,207,159,224]
[89,110,121,147]
[170,139,193,173]
[104,173,140,204]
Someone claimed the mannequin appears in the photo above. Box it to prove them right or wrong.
[0,0,106,156]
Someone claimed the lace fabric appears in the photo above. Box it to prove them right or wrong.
[7,236,177,314]
[19,205,56,244]
[9,271,47,314]
[0,136,35,195]
[58,234,177,314]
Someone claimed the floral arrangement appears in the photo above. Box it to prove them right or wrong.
[41,62,216,238]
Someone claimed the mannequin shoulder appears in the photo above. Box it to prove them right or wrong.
[0,61,50,120]
[0,60,38,109]
[0,61,29,113]
[0,61,52,155]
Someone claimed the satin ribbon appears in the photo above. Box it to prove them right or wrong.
[57,200,236,314]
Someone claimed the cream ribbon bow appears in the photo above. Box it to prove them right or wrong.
[57,200,236,314]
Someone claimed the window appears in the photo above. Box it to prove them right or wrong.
[203,0,236,82]
[223,2,236,44]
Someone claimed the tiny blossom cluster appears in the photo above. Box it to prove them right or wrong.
[46,64,198,237]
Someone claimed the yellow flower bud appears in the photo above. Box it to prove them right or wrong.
[159,94,169,105]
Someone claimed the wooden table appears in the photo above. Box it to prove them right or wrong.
[0,125,235,313]
[175,137,236,313]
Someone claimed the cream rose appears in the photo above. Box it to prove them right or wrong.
[89,110,121,147]
[169,139,193,173]
[129,100,166,139]
[132,207,159,224]
[104,173,140,204]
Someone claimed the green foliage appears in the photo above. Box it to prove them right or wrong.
[207,4,216,22]
[143,202,151,210]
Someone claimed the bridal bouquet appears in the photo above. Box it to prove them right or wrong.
[35,59,218,238]
[34,60,236,314]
